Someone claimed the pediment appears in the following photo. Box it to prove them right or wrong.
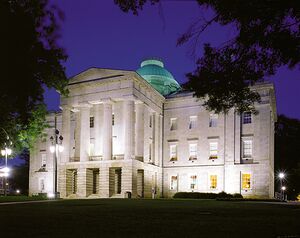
[69,67,133,85]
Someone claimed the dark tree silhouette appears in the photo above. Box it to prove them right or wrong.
[0,0,68,149]
[275,115,300,200]
[115,0,300,113]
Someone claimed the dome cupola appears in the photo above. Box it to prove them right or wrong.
[136,58,181,96]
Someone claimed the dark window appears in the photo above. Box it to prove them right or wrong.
[90,117,94,128]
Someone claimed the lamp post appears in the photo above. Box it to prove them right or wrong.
[278,172,285,200]
[1,147,12,196]
[49,116,63,199]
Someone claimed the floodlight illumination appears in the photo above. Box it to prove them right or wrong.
[1,150,5,156]
[58,145,64,153]
[3,167,10,173]
[281,186,286,191]
[6,148,12,155]
[3,172,9,177]
[16,189,20,194]
[50,145,55,153]
[278,172,285,179]
[47,193,55,198]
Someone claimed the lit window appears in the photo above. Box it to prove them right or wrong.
[170,176,178,190]
[169,144,177,161]
[243,112,252,124]
[209,114,218,127]
[242,173,251,189]
[210,175,217,189]
[189,116,197,129]
[242,140,252,158]
[190,175,197,189]
[170,118,177,131]
[209,142,218,159]
[90,117,94,128]
[41,153,47,168]
[189,143,197,160]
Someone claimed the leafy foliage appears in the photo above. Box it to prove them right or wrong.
[0,0,68,151]
[115,0,300,113]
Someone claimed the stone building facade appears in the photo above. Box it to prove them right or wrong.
[29,59,277,198]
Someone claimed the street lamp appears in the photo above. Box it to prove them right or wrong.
[49,128,63,199]
[1,147,12,196]
[278,172,286,200]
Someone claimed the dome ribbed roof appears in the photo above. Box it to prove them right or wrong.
[136,58,181,96]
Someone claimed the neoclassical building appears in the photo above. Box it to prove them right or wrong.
[29,59,276,198]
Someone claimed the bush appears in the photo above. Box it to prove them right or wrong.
[233,193,243,198]
[173,191,237,199]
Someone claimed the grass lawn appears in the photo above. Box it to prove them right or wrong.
[0,199,299,238]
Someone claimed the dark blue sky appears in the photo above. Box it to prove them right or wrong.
[45,0,300,119]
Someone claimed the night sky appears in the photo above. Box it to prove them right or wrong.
[45,0,300,119]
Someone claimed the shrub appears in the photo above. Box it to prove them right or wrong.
[173,191,235,199]
[232,193,243,198]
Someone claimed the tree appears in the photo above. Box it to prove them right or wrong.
[0,0,68,151]
[275,115,300,200]
[115,0,300,113]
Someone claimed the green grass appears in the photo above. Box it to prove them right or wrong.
[0,195,48,203]
[0,199,299,237]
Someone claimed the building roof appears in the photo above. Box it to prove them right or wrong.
[136,58,181,96]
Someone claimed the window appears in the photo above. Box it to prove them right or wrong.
[209,114,218,127]
[242,173,251,189]
[169,144,177,161]
[242,140,252,158]
[210,175,217,189]
[189,116,197,129]
[243,112,252,124]
[90,117,94,128]
[112,114,115,126]
[170,118,177,131]
[39,178,45,192]
[209,142,218,159]
[89,143,94,156]
[41,153,47,168]
[149,143,152,162]
[189,143,197,160]
[170,176,178,190]
[190,175,197,189]
[149,115,152,128]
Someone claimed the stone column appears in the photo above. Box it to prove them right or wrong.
[135,103,144,158]
[103,102,112,160]
[123,100,135,160]
[80,106,90,162]
[94,104,103,156]
[154,113,160,165]
[61,106,71,163]
[143,106,150,162]
[74,110,80,158]
[77,167,87,198]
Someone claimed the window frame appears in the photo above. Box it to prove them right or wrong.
[241,173,251,190]
[209,141,218,160]
[189,116,197,129]
[189,143,197,160]
[190,175,197,190]
[170,118,177,131]
[209,114,218,127]
[170,175,178,190]
[242,112,252,124]
[210,175,217,189]
[242,139,253,159]
[169,144,177,161]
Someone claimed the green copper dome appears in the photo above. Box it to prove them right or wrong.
[136,59,181,96]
